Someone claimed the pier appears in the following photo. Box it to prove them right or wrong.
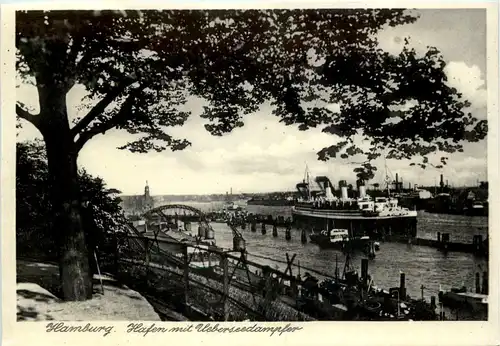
[393,233,488,257]
[207,212,293,228]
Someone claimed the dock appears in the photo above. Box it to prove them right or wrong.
[394,232,488,257]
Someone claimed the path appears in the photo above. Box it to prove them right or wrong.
[17,259,162,321]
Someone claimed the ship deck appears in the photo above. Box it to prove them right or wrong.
[292,207,418,220]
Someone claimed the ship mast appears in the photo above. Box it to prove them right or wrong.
[384,157,391,197]
[304,163,312,201]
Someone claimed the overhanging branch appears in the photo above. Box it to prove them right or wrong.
[74,85,146,151]
[74,117,118,152]
[70,79,135,138]
[16,104,41,130]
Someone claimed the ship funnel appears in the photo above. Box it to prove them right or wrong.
[341,186,348,200]
[359,185,367,199]
[325,181,334,200]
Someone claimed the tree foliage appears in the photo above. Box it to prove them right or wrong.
[16,140,125,260]
[16,9,485,168]
[16,140,54,248]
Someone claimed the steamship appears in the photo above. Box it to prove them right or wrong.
[291,169,418,241]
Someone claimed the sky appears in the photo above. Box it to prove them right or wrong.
[16,9,489,195]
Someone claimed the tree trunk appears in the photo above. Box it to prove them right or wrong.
[40,85,93,301]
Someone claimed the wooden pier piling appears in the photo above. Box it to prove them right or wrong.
[473,235,483,254]
[300,229,307,243]
[361,258,369,287]
[399,272,406,299]
[481,271,488,295]
[441,233,450,252]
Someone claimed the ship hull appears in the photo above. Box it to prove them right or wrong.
[292,207,417,240]
[397,196,430,211]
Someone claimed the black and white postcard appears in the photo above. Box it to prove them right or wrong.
[1,2,499,346]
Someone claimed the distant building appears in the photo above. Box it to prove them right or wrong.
[120,181,155,215]
[142,181,154,212]
[143,181,154,212]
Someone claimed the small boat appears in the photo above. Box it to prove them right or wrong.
[463,200,487,216]
[310,228,349,249]
[223,201,243,212]
[309,228,372,251]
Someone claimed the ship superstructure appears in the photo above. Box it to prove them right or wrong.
[292,166,418,240]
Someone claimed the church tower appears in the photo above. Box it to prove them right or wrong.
[143,181,153,211]
[144,180,150,199]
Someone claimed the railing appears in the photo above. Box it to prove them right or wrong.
[101,233,317,321]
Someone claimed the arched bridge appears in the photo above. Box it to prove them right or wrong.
[143,204,209,222]
[141,204,216,241]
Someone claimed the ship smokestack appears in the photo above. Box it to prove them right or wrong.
[359,185,366,199]
[341,186,348,200]
[440,174,444,188]
[325,181,334,200]
[395,173,399,192]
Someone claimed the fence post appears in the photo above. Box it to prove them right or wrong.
[291,276,298,306]
[113,233,119,274]
[222,253,229,321]
[144,238,150,279]
[144,238,150,265]
[183,244,189,311]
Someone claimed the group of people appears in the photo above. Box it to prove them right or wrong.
[300,196,360,210]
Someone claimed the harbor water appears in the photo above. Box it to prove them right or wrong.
[162,201,489,301]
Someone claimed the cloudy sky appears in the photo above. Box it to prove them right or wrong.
[17,9,488,195]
